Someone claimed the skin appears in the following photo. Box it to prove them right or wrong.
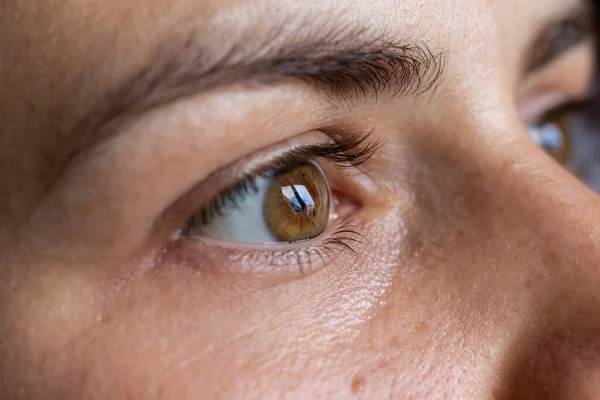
[1,0,600,398]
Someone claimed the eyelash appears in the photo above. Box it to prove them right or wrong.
[176,133,381,273]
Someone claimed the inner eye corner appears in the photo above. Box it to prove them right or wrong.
[329,187,361,220]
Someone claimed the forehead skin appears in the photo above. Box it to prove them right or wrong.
[2,0,600,399]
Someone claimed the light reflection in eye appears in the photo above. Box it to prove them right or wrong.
[280,185,316,216]
[264,163,330,242]
[528,99,600,193]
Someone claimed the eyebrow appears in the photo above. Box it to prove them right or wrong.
[58,27,446,175]
[524,1,595,75]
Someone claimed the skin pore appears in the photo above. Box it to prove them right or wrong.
[1,0,600,398]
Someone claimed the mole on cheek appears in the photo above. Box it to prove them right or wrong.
[351,373,367,394]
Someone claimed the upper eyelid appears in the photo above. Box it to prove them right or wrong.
[194,133,380,209]
[199,131,381,201]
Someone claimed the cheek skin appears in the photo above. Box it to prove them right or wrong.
[1,193,401,400]
[0,267,106,399]
[13,221,400,399]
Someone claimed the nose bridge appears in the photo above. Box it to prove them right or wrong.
[477,134,600,399]
[400,107,600,309]
[446,114,600,338]
[490,132,600,272]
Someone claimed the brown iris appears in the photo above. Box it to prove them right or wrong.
[263,163,330,242]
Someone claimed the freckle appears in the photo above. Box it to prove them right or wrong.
[389,336,402,348]
[351,374,366,394]
[414,321,428,333]
[524,279,533,288]
[541,248,559,269]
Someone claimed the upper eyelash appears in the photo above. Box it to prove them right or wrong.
[182,132,380,233]
[285,130,383,170]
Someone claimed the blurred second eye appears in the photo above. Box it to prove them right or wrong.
[527,98,600,193]
[528,105,572,165]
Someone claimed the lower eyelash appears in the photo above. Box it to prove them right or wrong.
[172,218,364,277]
[294,219,364,275]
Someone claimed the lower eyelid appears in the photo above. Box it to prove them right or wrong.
[165,213,365,278]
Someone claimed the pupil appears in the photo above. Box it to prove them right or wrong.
[281,185,316,216]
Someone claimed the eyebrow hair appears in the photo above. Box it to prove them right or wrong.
[525,1,595,74]
[58,27,446,176]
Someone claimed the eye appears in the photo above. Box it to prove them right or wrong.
[176,133,381,252]
[184,162,331,244]
[527,104,574,165]
[527,98,600,193]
